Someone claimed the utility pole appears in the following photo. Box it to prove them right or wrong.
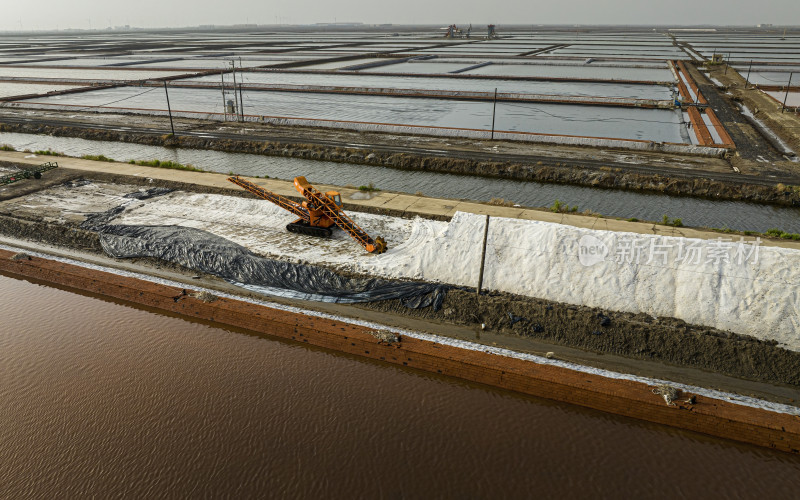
[238,57,245,122]
[221,72,227,121]
[231,60,240,122]
[724,53,731,75]
[163,81,175,136]
[783,72,793,112]
[745,60,753,89]
[490,88,497,140]
[476,215,490,294]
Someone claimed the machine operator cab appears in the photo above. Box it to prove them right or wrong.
[326,191,343,208]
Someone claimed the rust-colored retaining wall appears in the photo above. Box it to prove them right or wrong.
[677,60,708,104]
[1,249,798,454]
[687,106,714,146]
[705,107,736,147]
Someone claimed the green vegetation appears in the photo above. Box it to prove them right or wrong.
[626,218,639,222]
[32,149,63,156]
[776,183,800,195]
[661,215,683,227]
[81,154,115,162]
[766,228,800,240]
[550,200,578,213]
[705,226,800,240]
[0,144,15,151]
[127,159,204,172]
[358,183,380,192]
[488,198,515,207]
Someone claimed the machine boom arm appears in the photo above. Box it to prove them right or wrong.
[227,175,387,254]
[228,176,309,222]
[294,176,384,253]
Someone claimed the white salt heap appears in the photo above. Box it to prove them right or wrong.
[111,193,800,350]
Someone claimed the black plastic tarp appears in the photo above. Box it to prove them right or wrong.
[81,192,447,309]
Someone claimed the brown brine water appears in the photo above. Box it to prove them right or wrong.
[1,272,799,498]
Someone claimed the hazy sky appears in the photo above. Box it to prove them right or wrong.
[2,0,798,31]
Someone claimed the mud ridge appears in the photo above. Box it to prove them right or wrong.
[362,289,800,387]
[2,121,799,207]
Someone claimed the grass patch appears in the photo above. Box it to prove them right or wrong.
[32,149,63,156]
[488,198,515,207]
[776,183,800,195]
[81,154,115,162]
[358,183,380,192]
[0,144,15,151]
[661,215,683,227]
[550,200,578,213]
[766,228,800,240]
[127,159,204,172]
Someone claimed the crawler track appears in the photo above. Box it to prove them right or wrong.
[286,222,333,238]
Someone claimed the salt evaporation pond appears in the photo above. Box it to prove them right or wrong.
[461,63,673,82]
[0,67,192,81]
[22,87,686,143]
[187,71,674,100]
[0,82,82,98]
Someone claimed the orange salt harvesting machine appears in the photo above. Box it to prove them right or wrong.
[228,175,387,254]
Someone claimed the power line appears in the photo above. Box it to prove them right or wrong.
[70,85,159,111]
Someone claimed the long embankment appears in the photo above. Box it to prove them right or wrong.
[3,153,800,452]
[2,120,799,207]
[2,247,799,455]
[5,150,800,241]
[706,63,800,155]
[2,152,800,390]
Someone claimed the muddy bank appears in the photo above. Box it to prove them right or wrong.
[2,121,799,207]
[1,180,797,389]
[0,214,100,251]
[364,289,800,387]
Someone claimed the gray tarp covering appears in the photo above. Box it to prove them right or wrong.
[81,190,447,309]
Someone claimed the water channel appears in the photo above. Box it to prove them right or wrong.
[2,132,799,233]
